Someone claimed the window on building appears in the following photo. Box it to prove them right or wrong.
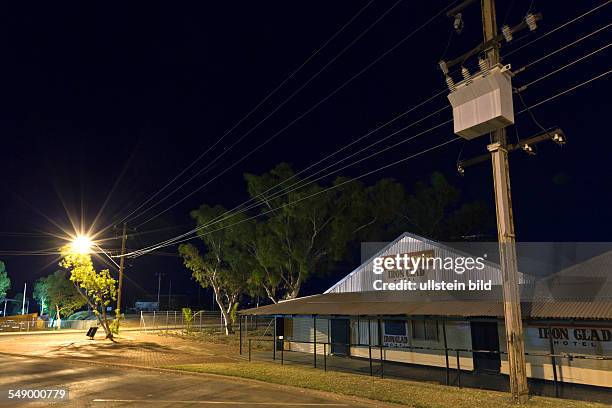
[411,320,438,340]
[384,320,407,336]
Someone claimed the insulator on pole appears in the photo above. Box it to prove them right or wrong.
[552,132,566,145]
[439,60,449,75]
[453,13,464,34]
[502,25,513,42]
[521,143,535,155]
[445,75,456,91]
[461,66,471,81]
[478,57,489,73]
[525,13,537,31]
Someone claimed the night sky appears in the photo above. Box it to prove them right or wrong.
[1,1,610,307]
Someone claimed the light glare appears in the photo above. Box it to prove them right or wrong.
[71,235,93,254]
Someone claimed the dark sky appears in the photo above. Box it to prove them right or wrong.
[0,1,610,307]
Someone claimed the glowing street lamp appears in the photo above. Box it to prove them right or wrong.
[70,235,93,254]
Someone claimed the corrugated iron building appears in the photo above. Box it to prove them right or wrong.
[241,233,612,389]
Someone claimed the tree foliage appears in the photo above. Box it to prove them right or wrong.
[33,270,86,327]
[0,261,10,300]
[402,172,493,241]
[178,205,253,334]
[242,163,408,302]
[181,164,493,312]
[59,246,117,339]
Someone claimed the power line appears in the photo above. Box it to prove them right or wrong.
[0,232,50,238]
[503,0,611,59]
[126,104,452,255]
[197,106,450,226]
[132,0,462,228]
[514,23,611,74]
[126,65,611,258]
[517,41,611,91]
[172,93,447,237]
[123,0,397,225]
[128,136,460,258]
[116,0,376,224]
[135,26,608,240]
[137,0,605,229]
[124,115,457,257]
[517,67,612,113]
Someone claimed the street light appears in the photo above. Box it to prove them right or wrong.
[70,235,93,254]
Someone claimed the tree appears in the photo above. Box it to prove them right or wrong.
[34,270,86,328]
[243,164,381,301]
[178,205,252,335]
[33,278,47,316]
[59,247,117,339]
[0,261,10,301]
[401,172,493,241]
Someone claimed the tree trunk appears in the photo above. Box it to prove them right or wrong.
[72,282,113,341]
[100,307,114,340]
[55,304,61,330]
[264,285,278,304]
[285,276,302,300]
[218,299,234,335]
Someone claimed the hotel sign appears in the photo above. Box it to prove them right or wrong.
[535,326,612,349]
[383,334,409,348]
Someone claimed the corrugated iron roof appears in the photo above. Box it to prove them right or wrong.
[240,285,612,320]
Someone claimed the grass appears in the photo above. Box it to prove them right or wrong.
[162,329,274,351]
[165,361,607,408]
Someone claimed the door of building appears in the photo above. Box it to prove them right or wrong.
[330,319,350,356]
[470,321,501,373]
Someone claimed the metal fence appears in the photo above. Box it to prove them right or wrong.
[242,336,612,402]
[0,310,229,333]
[139,310,226,332]
[0,318,99,332]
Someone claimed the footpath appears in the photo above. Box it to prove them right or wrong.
[0,330,237,368]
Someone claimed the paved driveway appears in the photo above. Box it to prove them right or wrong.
[0,332,390,407]
[0,354,384,407]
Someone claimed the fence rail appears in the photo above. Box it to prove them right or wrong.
[243,336,612,397]
[139,310,225,332]
[0,318,99,332]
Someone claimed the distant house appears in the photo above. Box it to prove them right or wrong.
[241,232,612,388]
[134,301,159,312]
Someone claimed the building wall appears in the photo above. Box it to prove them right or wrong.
[327,235,533,294]
[499,321,612,388]
[349,319,474,370]
[287,316,329,355]
[286,316,612,387]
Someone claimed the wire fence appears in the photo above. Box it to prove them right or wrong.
[0,317,99,332]
[242,336,612,399]
[138,310,227,333]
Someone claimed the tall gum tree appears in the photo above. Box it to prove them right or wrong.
[178,205,252,335]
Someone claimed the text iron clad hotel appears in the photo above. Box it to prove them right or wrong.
[239,232,612,396]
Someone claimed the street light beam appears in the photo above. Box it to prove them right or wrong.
[71,235,94,254]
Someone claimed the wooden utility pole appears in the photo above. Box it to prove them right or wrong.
[116,222,128,316]
[481,0,529,402]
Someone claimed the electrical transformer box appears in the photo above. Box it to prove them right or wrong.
[447,64,514,139]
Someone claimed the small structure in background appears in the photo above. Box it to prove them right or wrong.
[135,301,159,312]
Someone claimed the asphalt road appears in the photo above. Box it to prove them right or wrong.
[0,354,375,408]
